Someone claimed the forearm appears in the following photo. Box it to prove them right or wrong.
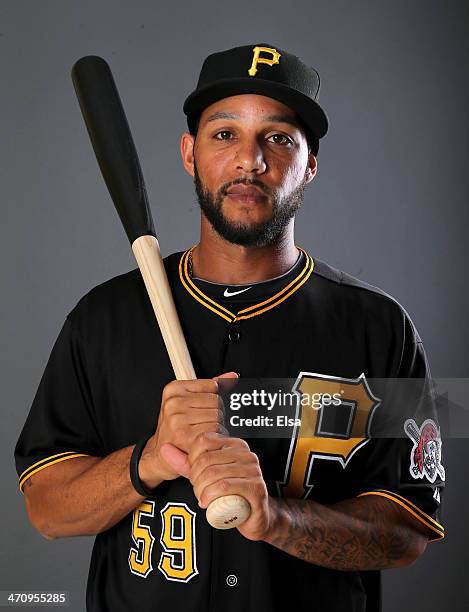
[25,442,164,539]
[22,378,225,540]
[263,495,427,571]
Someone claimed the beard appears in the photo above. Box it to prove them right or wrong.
[193,159,306,247]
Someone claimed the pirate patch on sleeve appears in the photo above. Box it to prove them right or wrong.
[404,419,445,484]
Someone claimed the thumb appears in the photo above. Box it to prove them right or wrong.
[159,443,191,479]
[212,371,240,381]
[213,371,239,394]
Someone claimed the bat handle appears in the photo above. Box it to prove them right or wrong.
[131,235,252,529]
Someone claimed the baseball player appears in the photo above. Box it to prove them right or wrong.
[15,43,445,611]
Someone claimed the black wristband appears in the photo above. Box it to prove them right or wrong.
[130,436,156,497]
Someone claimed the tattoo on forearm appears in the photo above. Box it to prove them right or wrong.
[267,496,421,571]
[25,478,33,488]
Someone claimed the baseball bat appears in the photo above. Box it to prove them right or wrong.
[404,420,420,445]
[71,55,251,530]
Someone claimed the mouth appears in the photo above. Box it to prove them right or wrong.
[225,185,268,204]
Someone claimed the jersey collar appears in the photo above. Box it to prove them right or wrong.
[178,246,314,323]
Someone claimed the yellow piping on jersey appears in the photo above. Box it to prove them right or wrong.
[183,248,236,318]
[233,249,312,318]
[362,488,445,532]
[357,490,445,540]
[19,451,78,481]
[179,248,235,322]
[18,452,89,493]
[179,246,314,322]
[235,255,313,320]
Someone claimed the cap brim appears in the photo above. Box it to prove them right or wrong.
[183,77,328,139]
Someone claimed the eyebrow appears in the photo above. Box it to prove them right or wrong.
[204,111,301,129]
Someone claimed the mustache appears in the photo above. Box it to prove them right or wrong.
[221,178,271,198]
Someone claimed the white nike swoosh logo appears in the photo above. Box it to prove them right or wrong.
[223,286,253,298]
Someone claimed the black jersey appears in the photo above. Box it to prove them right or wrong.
[15,247,445,611]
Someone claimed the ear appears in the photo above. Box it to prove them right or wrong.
[180,132,196,177]
[304,153,317,184]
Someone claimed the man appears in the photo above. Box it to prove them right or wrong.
[15,43,445,611]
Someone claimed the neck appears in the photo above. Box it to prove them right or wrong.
[191,218,299,284]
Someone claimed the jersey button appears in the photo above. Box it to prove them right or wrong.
[228,329,241,342]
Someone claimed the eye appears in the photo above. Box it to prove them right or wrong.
[212,130,293,146]
[214,130,233,140]
[268,133,293,146]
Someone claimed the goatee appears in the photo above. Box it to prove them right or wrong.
[193,160,305,247]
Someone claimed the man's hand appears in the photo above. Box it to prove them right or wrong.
[139,373,238,487]
[187,432,273,541]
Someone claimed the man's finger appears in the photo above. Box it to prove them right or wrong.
[159,443,191,478]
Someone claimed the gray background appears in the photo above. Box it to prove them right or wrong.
[2,0,468,609]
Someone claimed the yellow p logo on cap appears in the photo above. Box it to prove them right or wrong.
[248,46,281,77]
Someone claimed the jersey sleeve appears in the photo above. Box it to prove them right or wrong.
[355,311,446,542]
[14,315,105,493]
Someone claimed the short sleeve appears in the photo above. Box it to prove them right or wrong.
[14,316,105,493]
[356,313,446,541]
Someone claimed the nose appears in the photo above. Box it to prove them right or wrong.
[235,137,267,175]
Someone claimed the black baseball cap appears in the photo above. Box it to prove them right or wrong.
[183,43,328,155]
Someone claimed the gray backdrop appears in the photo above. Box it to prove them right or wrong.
[2,1,468,610]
